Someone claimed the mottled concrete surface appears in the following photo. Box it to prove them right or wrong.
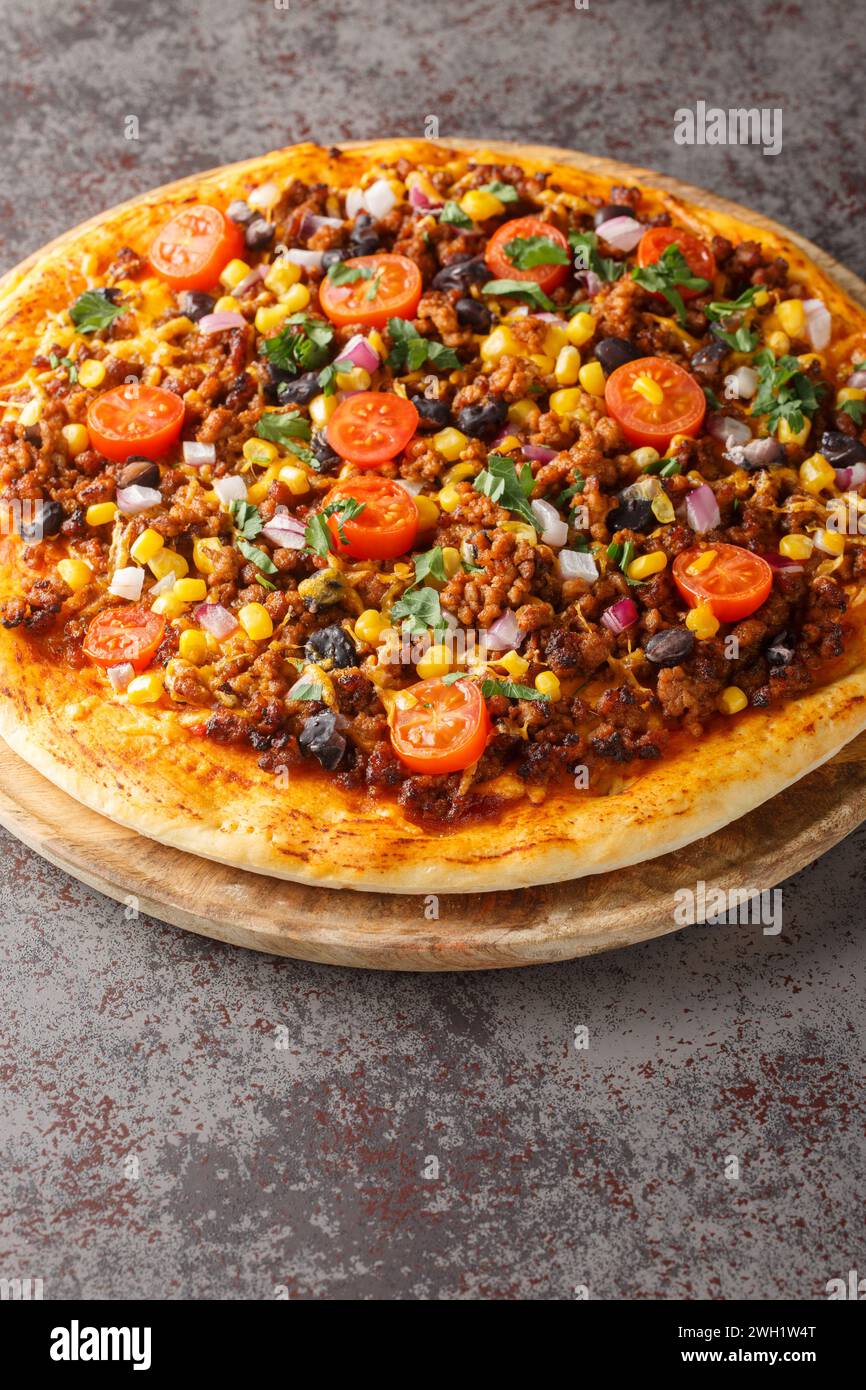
[1,0,864,1301]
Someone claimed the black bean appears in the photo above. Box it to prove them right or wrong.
[305,624,357,669]
[299,711,347,770]
[179,291,216,322]
[414,397,452,431]
[227,199,254,225]
[819,430,866,468]
[594,203,635,228]
[117,457,160,490]
[353,213,375,234]
[607,497,655,534]
[276,371,320,406]
[644,627,696,667]
[321,248,347,272]
[690,339,728,370]
[244,217,275,251]
[431,257,489,292]
[18,499,64,542]
[23,425,42,447]
[455,398,507,439]
[595,336,642,373]
[348,233,379,257]
[455,296,492,332]
[766,632,795,667]
[310,430,341,472]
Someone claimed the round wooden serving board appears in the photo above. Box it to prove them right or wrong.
[2,140,866,970]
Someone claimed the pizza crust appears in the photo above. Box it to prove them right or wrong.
[2,138,866,894]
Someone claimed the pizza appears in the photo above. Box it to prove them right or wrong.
[1,137,866,895]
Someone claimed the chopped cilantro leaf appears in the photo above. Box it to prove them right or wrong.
[236,537,277,573]
[290,682,322,701]
[68,289,125,334]
[473,453,540,530]
[630,243,709,325]
[439,201,473,229]
[263,314,334,373]
[391,585,447,634]
[326,262,372,286]
[481,278,556,312]
[503,235,569,270]
[481,678,548,702]
[479,181,518,203]
[229,499,263,539]
[412,546,448,585]
[303,496,365,558]
[255,412,312,446]
[840,399,866,426]
[568,230,624,285]
[386,318,460,374]
[751,348,825,434]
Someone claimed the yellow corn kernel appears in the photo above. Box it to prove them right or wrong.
[554,345,581,386]
[779,533,813,561]
[126,671,165,705]
[814,527,845,557]
[62,423,91,457]
[501,520,537,545]
[460,188,505,221]
[179,628,209,664]
[632,372,664,405]
[52,324,76,349]
[838,386,866,405]
[279,282,311,314]
[496,434,521,452]
[405,170,441,204]
[685,602,720,640]
[753,289,770,308]
[355,609,387,645]
[799,452,835,494]
[220,258,252,290]
[238,602,273,640]
[443,462,475,484]
[278,464,310,495]
[433,427,468,461]
[627,550,668,581]
[367,329,386,359]
[578,361,606,396]
[416,643,452,679]
[18,398,42,428]
[309,393,337,428]
[566,312,595,347]
[193,536,224,575]
[254,304,289,335]
[718,685,748,715]
[437,484,462,513]
[480,326,522,364]
[778,416,811,447]
[500,649,529,678]
[530,353,555,374]
[264,258,302,296]
[631,446,660,470]
[686,550,717,575]
[174,577,207,602]
[550,387,581,417]
[535,670,561,700]
[57,557,92,592]
[77,358,107,389]
[246,477,271,504]
[441,545,462,578]
[335,366,371,392]
[667,434,692,455]
[214,295,241,313]
[507,398,541,429]
[766,329,790,355]
[414,494,440,530]
[85,501,117,527]
[151,591,188,619]
[243,437,278,466]
[776,299,806,338]
[543,323,568,357]
[148,547,188,581]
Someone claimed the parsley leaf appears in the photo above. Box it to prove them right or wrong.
[263,314,334,373]
[473,454,540,530]
[503,235,569,270]
[704,286,763,351]
[303,496,366,558]
[480,181,518,203]
[706,286,763,319]
[236,537,277,573]
[391,585,447,634]
[290,682,323,701]
[481,678,549,702]
[439,201,473,229]
[481,278,556,311]
[840,398,866,426]
[568,230,624,285]
[750,348,825,434]
[317,361,341,396]
[412,546,448,585]
[326,262,372,287]
[68,289,125,334]
[229,499,263,539]
[386,318,460,374]
[630,243,709,325]
[255,412,312,446]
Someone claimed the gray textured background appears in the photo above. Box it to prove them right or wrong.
[1,0,864,1301]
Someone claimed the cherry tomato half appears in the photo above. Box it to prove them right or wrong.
[84,605,166,673]
[604,355,706,449]
[327,391,419,467]
[149,204,243,291]
[390,677,491,774]
[323,475,419,560]
[636,226,716,301]
[485,215,570,294]
[87,384,185,461]
[318,253,422,328]
[673,544,773,623]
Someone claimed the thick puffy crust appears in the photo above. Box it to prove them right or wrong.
[2,139,866,894]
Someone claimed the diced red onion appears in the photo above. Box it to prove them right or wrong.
[260,508,305,549]
[530,497,569,548]
[706,413,751,446]
[109,565,144,601]
[213,475,247,506]
[409,185,432,211]
[575,269,602,298]
[847,370,866,390]
[248,181,280,210]
[117,484,161,515]
[595,216,643,253]
[232,265,267,296]
[522,444,557,463]
[685,483,721,533]
[558,548,599,582]
[762,551,804,573]
[299,212,343,238]
[601,597,639,635]
[532,311,561,323]
[724,365,758,400]
[193,602,238,640]
[198,311,247,333]
[484,609,522,651]
[803,298,831,351]
[183,440,216,466]
[285,248,325,271]
[835,467,853,490]
[335,333,380,373]
[363,178,398,221]
[396,477,423,496]
[345,187,365,219]
[848,461,866,487]
[107,662,135,692]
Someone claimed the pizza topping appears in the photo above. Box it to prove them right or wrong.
[604,356,706,447]
[673,545,774,622]
[149,204,244,290]
[87,385,184,461]
[84,606,166,673]
[390,677,491,774]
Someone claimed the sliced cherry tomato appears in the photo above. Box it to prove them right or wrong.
[327,391,419,467]
[318,253,422,328]
[636,226,716,301]
[84,605,166,673]
[485,215,570,293]
[149,204,243,291]
[323,475,419,560]
[604,355,706,448]
[87,384,185,461]
[390,677,491,774]
[673,544,773,623]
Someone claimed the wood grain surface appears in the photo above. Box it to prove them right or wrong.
[2,140,866,969]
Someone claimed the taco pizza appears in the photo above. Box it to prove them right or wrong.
[1,138,865,894]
